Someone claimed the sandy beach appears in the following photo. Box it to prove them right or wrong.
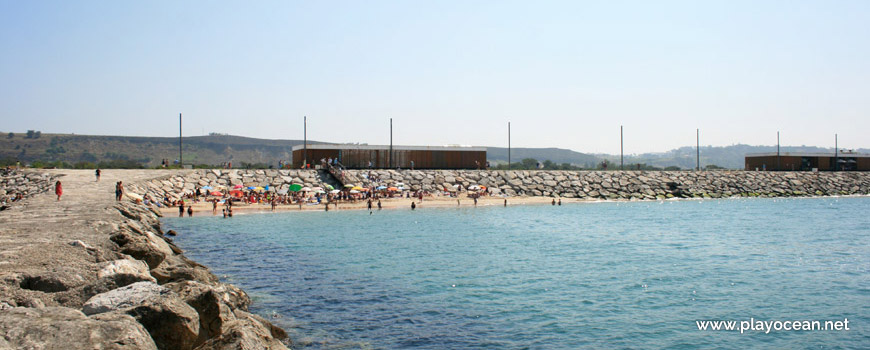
[159,194,575,216]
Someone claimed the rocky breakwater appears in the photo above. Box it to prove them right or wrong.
[0,170,289,350]
[342,169,870,199]
[0,169,57,211]
[126,169,335,201]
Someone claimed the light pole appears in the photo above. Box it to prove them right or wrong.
[620,125,624,170]
[508,122,511,170]
[178,113,182,167]
[303,116,307,168]
[776,131,780,171]
[696,128,700,171]
[389,118,393,169]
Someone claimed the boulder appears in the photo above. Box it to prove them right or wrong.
[0,306,157,350]
[83,281,170,315]
[98,259,157,284]
[83,282,200,350]
[167,281,251,345]
[193,310,289,350]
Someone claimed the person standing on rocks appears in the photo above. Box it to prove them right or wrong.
[95,169,101,182]
[55,181,62,201]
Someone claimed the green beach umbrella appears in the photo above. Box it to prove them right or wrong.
[325,184,334,190]
[289,184,303,192]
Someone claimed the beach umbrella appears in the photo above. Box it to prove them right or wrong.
[210,191,223,196]
[264,186,271,191]
[376,186,387,190]
[325,184,334,190]
[468,185,480,190]
[312,187,324,192]
[301,187,312,192]
[254,187,265,192]
[201,185,213,190]
[230,190,244,197]
[387,187,399,191]
[395,182,405,187]
[349,190,360,194]
[233,184,243,189]
[479,185,487,190]
[315,190,326,194]
[351,186,364,191]
[344,184,355,188]
[289,184,303,192]
[247,186,257,190]
[329,189,341,194]
[360,188,370,192]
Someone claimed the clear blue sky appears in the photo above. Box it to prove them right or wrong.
[1,1,867,154]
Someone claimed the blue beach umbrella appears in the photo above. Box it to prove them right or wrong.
[201,185,212,190]
[247,186,257,190]
[376,186,387,190]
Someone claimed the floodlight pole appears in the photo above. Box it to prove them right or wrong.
[695,129,701,171]
[304,116,307,168]
[620,125,624,170]
[508,122,511,170]
[776,131,780,171]
[389,118,393,169]
[834,134,838,172]
[179,113,182,167]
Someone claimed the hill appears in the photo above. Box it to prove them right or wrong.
[1,131,864,169]
[0,132,323,167]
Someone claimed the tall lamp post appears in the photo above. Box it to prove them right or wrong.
[508,122,511,170]
[620,125,624,170]
[178,113,182,167]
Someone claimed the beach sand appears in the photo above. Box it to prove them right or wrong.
[159,194,578,216]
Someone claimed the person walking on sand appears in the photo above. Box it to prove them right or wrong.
[95,169,101,182]
[115,181,124,201]
[377,199,382,210]
[55,181,62,201]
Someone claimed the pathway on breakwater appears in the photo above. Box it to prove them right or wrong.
[0,169,289,350]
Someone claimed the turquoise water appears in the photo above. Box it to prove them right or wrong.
[164,197,870,349]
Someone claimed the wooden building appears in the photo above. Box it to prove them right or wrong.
[291,144,487,169]
[745,152,870,171]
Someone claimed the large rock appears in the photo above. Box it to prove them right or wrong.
[83,281,200,350]
[83,281,170,315]
[0,306,157,350]
[167,280,252,346]
[98,259,157,284]
[193,310,289,350]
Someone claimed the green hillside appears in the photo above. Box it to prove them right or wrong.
[1,131,864,169]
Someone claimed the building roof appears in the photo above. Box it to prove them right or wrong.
[746,152,870,158]
[291,144,487,152]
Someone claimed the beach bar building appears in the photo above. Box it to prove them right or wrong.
[745,152,870,171]
[291,144,487,169]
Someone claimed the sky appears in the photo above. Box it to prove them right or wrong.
[1,1,868,154]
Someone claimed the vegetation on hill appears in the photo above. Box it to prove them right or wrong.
[1,132,864,170]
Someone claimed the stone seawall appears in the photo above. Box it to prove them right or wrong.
[132,169,870,200]
[341,169,870,199]
[0,170,290,350]
[127,169,870,202]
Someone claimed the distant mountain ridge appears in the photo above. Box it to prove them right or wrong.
[1,132,865,169]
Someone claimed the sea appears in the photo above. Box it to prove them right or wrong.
[163,197,870,349]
